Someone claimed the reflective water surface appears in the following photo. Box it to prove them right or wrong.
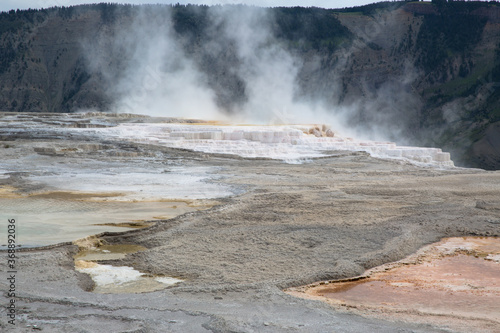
[0,195,212,248]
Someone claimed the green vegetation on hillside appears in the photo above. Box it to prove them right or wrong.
[416,2,488,71]
[171,4,210,37]
[273,7,352,52]
[333,1,407,16]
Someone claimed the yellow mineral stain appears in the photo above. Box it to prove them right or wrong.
[74,243,147,261]
[0,186,22,198]
[74,260,99,269]
[93,221,155,229]
[28,191,125,200]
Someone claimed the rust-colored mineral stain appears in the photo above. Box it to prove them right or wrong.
[288,237,500,331]
[317,255,500,320]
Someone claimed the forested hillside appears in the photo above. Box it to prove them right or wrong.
[0,1,500,169]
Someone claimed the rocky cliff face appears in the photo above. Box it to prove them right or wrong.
[0,2,499,169]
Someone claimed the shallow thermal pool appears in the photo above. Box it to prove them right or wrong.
[0,196,214,248]
[75,259,183,294]
[73,244,185,293]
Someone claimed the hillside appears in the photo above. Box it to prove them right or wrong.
[0,1,500,169]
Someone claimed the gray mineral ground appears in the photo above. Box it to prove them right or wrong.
[0,113,499,332]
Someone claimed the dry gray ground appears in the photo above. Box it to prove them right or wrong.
[1,113,500,332]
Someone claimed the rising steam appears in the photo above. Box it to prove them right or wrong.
[83,5,344,126]
[83,4,425,143]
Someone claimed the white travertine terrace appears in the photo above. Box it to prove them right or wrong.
[101,123,454,167]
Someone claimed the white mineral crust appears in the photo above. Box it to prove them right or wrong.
[96,123,454,167]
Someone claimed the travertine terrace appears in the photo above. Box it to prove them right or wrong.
[0,112,499,333]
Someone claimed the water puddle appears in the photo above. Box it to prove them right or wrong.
[73,240,183,293]
[286,237,500,332]
[0,194,218,248]
[75,260,183,294]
